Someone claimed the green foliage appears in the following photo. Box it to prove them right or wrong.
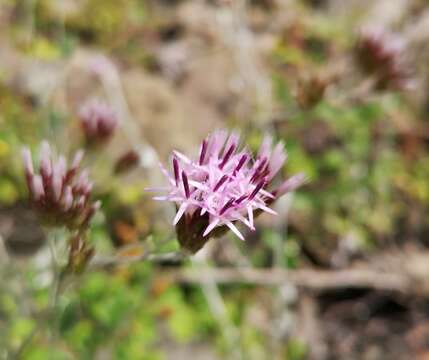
[33,0,146,47]
[286,338,308,360]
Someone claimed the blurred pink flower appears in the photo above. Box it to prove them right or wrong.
[150,130,305,252]
[22,141,100,230]
[356,26,414,90]
[88,55,118,79]
[78,98,118,145]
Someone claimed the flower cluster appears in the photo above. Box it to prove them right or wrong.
[355,27,412,90]
[78,98,118,145]
[151,130,305,252]
[22,141,100,230]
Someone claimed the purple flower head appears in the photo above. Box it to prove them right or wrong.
[150,130,305,253]
[22,141,100,230]
[78,98,118,145]
[356,27,414,90]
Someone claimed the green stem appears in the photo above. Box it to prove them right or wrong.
[47,231,66,344]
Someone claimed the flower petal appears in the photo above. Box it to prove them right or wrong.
[203,218,220,237]
[173,202,188,225]
[226,222,245,241]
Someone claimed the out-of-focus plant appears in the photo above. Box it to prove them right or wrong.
[78,98,118,147]
[355,27,414,91]
[113,149,140,175]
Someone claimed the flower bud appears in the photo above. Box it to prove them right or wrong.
[22,142,100,230]
[78,98,118,145]
[355,27,413,91]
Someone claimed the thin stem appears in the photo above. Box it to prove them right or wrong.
[90,250,186,269]
[47,231,64,344]
[191,257,243,360]
[11,327,38,360]
[48,233,60,308]
[11,230,63,358]
[89,236,184,269]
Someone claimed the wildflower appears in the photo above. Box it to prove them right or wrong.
[22,141,101,230]
[78,98,118,145]
[355,27,413,90]
[150,130,305,253]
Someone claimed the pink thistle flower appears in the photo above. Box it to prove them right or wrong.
[150,130,305,253]
[78,98,118,145]
[22,141,100,230]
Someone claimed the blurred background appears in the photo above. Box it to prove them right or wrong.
[1,0,429,359]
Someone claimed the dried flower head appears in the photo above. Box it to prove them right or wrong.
[22,141,100,230]
[355,27,413,90]
[150,130,305,253]
[78,98,118,145]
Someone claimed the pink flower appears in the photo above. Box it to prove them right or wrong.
[78,98,118,145]
[150,130,305,252]
[22,141,100,230]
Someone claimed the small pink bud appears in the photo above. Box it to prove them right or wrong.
[61,186,73,211]
[21,147,34,177]
[81,200,101,228]
[39,141,52,180]
[31,175,45,201]
[76,195,86,210]
[51,167,63,202]
[57,155,67,177]
[71,150,84,170]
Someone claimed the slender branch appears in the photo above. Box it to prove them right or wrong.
[88,243,424,295]
[191,257,243,360]
[158,267,412,294]
[11,326,39,360]
[47,232,64,345]
[89,251,186,270]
